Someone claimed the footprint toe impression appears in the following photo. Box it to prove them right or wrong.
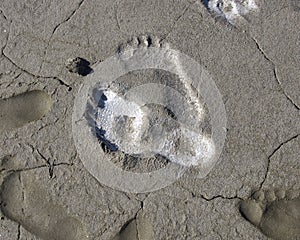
[240,189,300,240]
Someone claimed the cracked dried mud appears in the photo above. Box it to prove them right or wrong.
[0,0,299,239]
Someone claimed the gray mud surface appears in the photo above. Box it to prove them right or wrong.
[0,0,299,239]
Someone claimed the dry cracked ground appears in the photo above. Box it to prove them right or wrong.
[0,0,299,239]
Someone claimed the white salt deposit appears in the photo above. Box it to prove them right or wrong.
[160,128,215,167]
[95,90,146,155]
[95,89,215,167]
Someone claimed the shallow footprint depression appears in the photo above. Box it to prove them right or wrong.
[0,90,52,133]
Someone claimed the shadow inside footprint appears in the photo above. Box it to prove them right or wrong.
[0,90,52,133]
[240,189,300,240]
[201,0,209,9]
[0,172,88,240]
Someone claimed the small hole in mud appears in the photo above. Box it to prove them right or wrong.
[164,106,177,120]
[147,36,152,46]
[66,57,93,76]
[1,217,4,220]
[67,87,72,92]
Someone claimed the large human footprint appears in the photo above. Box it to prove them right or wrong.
[0,90,52,133]
[86,35,215,167]
[240,188,300,240]
[73,34,226,192]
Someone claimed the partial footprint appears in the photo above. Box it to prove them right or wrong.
[0,171,88,240]
[113,219,138,240]
[240,189,300,240]
[204,0,259,24]
[112,213,154,240]
[0,90,52,133]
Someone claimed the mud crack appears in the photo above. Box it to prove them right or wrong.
[259,134,300,189]
[251,37,300,111]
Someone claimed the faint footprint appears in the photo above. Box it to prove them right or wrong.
[0,90,52,133]
[240,189,300,240]
[0,171,88,240]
